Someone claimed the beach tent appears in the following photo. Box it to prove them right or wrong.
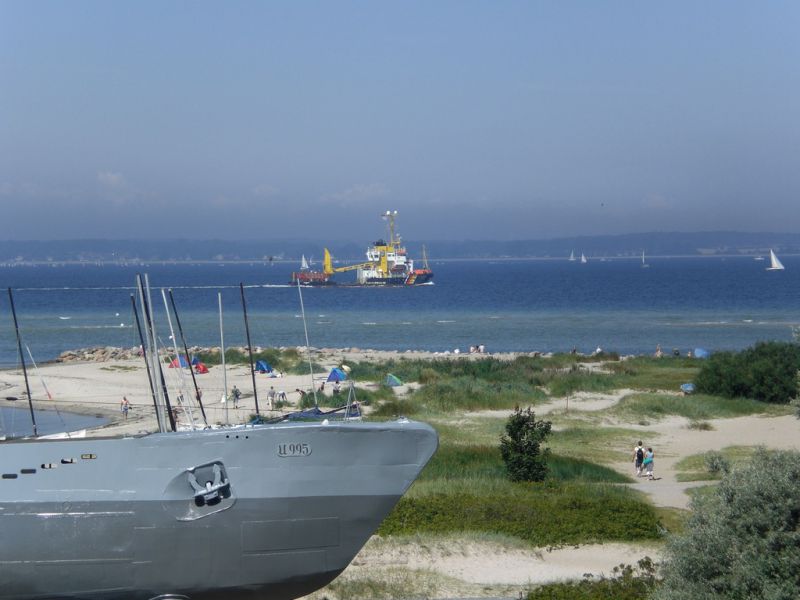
[194,362,209,374]
[694,348,710,359]
[680,383,695,394]
[191,356,202,366]
[327,367,348,382]
[168,355,190,368]
[255,360,273,373]
[385,374,403,387]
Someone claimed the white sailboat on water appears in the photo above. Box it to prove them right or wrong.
[767,249,785,271]
[300,254,310,270]
[641,250,650,268]
[580,253,588,264]
[569,250,576,262]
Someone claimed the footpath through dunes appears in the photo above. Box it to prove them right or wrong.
[478,384,800,510]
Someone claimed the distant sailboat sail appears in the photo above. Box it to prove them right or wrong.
[767,249,785,271]
[300,254,310,270]
[641,250,650,268]
[580,253,588,264]
[569,250,576,262]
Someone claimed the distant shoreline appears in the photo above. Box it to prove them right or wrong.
[0,253,788,267]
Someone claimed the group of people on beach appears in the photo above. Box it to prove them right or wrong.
[632,440,655,479]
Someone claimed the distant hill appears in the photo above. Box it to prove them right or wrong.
[1,232,799,263]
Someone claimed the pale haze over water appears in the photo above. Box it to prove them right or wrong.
[2,2,800,242]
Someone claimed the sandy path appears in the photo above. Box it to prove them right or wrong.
[617,414,800,509]
[300,537,661,599]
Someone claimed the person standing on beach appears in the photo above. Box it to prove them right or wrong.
[121,396,130,420]
[268,386,276,410]
[633,440,644,477]
[231,385,241,409]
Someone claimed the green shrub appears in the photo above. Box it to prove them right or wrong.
[703,451,730,475]
[527,558,658,599]
[500,407,551,482]
[694,341,800,404]
[656,449,800,599]
[371,397,419,417]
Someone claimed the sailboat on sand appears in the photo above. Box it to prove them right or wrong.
[767,249,785,271]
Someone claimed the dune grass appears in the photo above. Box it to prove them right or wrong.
[419,443,630,484]
[605,356,700,390]
[372,376,546,415]
[674,445,761,482]
[548,426,657,464]
[380,482,661,546]
[602,392,790,423]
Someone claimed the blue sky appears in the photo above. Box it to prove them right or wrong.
[2,1,799,241]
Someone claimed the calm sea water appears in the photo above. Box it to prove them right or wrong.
[0,257,798,368]
[0,406,108,438]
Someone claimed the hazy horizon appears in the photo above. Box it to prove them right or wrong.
[3,2,799,241]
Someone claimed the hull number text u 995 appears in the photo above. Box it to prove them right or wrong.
[277,443,311,457]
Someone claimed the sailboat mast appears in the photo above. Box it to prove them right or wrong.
[239,283,261,417]
[219,292,228,425]
[7,287,37,437]
[168,288,207,426]
[130,293,162,431]
[141,274,176,432]
[161,289,197,429]
[296,279,318,407]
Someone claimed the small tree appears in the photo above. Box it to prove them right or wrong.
[500,406,552,482]
[655,449,800,599]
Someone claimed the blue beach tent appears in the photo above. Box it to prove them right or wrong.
[168,355,190,368]
[385,374,403,387]
[327,367,348,382]
[255,360,273,373]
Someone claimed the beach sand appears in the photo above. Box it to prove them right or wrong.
[2,351,799,596]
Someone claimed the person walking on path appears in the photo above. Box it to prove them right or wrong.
[121,396,130,421]
[643,447,655,480]
[231,385,241,409]
[267,386,276,410]
[633,440,645,477]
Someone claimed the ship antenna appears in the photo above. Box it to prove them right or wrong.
[168,288,207,427]
[7,287,37,437]
[239,283,261,418]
